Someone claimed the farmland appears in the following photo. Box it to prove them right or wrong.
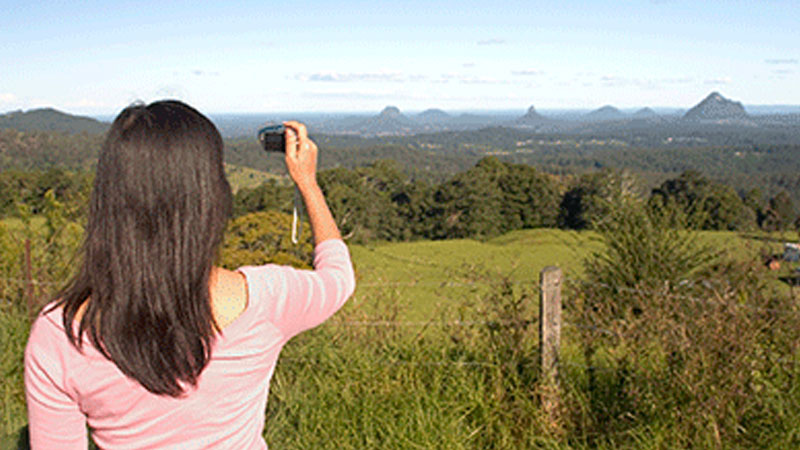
[3,222,799,448]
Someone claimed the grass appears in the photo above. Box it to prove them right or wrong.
[224,163,280,193]
[2,224,799,448]
[349,229,600,322]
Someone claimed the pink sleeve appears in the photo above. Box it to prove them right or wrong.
[241,239,356,339]
[24,317,88,449]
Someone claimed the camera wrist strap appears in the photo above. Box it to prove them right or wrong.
[291,186,303,244]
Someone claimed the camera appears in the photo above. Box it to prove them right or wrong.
[257,124,286,153]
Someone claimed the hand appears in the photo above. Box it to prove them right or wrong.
[283,121,318,190]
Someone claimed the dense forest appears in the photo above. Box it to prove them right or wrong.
[2,118,800,242]
[2,155,797,245]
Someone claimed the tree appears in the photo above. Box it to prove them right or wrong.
[429,157,507,239]
[649,170,755,231]
[233,179,293,217]
[220,211,313,270]
[498,163,561,229]
[762,190,795,231]
[559,169,639,230]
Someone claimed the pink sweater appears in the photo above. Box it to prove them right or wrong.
[24,239,355,449]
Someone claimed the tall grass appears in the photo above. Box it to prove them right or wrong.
[572,200,800,448]
[3,211,800,448]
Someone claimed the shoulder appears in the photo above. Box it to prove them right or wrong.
[209,268,248,329]
[25,303,83,388]
[28,302,67,345]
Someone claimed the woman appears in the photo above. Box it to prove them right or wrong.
[24,100,355,449]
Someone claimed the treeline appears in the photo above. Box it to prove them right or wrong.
[0,129,103,170]
[3,158,799,243]
[235,157,798,243]
[4,126,800,202]
[0,168,92,218]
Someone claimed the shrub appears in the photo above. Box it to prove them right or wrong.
[572,198,800,447]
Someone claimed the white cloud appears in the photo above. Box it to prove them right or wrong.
[301,90,400,100]
[704,77,731,85]
[294,71,418,83]
[459,76,507,85]
[0,93,16,104]
[437,73,508,85]
[592,75,694,90]
[765,58,797,65]
[512,69,543,76]
[477,38,505,46]
[600,75,629,86]
[154,85,190,100]
[191,70,220,76]
[68,98,104,108]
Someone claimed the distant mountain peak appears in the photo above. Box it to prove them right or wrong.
[596,105,619,112]
[380,106,402,117]
[585,105,625,121]
[684,92,748,121]
[517,105,545,121]
[416,108,451,123]
[0,107,108,134]
[634,107,657,117]
[523,105,540,118]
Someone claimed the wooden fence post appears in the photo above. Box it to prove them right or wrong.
[24,238,36,322]
[539,265,562,428]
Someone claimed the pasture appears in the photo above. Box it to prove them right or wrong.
[2,224,798,448]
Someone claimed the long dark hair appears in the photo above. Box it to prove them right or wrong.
[53,100,232,397]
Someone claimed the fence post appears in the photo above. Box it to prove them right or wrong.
[24,238,36,322]
[539,265,562,428]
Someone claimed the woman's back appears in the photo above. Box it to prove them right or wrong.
[26,241,355,449]
[24,102,355,448]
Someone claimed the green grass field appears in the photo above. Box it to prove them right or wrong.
[349,229,599,322]
[2,224,798,448]
[224,163,281,193]
[347,228,782,322]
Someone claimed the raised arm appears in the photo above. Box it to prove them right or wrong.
[283,121,340,245]
[240,121,354,339]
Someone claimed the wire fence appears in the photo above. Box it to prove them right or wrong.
[4,251,800,376]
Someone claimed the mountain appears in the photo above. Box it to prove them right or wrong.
[683,92,749,121]
[416,108,451,122]
[585,105,625,122]
[0,108,108,134]
[346,106,421,136]
[633,107,657,118]
[513,105,549,127]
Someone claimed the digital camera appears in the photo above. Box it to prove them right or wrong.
[257,124,286,153]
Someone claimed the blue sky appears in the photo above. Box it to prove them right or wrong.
[1,0,797,114]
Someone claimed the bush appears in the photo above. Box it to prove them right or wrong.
[571,198,800,447]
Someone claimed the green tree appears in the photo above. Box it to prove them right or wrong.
[220,211,314,270]
[429,157,507,239]
[233,179,293,217]
[559,169,639,230]
[649,170,755,231]
[762,190,795,231]
[498,163,561,229]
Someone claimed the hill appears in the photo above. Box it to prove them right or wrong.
[341,106,421,136]
[584,105,625,122]
[416,108,451,122]
[683,92,749,122]
[512,105,559,131]
[633,107,658,118]
[0,108,108,134]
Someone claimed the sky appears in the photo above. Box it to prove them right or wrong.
[1,0,797,115]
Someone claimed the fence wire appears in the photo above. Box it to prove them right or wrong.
[5,262,800,374]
